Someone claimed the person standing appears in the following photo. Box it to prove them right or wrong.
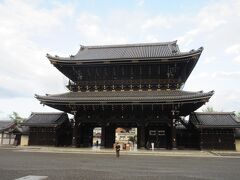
[115,143,121,158]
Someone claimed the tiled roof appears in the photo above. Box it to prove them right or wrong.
[47,41,203,62]
[36,90,213,103]
[22,112,69,127]
[13,126,29,135]
[0,121,15,132]
[190,112,240,128]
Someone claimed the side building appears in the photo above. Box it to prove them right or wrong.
[189,112,240,150]
[0,121,16,145]
[22,112,72,146]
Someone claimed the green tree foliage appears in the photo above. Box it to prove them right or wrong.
[9,112,24,124]
[236,112,240,120]
[128,135,137,144]
[202,106,215,112]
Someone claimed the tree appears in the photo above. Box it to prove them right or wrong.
[128,135,137,144]
[9,112,24,124]
[202,106,215,112]
[236,112,240,120]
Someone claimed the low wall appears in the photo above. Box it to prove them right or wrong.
[236,139,240,152]
[20,135,29,146]
[0,134,15,145]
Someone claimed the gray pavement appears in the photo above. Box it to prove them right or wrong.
[4,145,240,158]
[0,147,240,180]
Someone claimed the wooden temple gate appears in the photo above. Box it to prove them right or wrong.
[35,41,217,149]
[70,106,182,149]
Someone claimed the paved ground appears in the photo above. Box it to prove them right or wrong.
[1,148,240,180]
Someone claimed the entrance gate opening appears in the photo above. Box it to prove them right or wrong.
[115,127,137,150]
[92,127,101,147]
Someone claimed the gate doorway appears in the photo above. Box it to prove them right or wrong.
[92,127,101,148]
[115,127,137,150]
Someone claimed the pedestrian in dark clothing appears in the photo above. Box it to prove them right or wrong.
[115,143,120,158]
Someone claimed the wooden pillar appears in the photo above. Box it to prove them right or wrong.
[101,124,106,147]
[101,123,115,148]
[171,110,177,149]
[72,125,78,147]
[105,125,115,148]
[9,133,11,145]
[137,123,146,149]
[1,132,3,145]
[72,112,79,147]
[199,128,203,150]
[81,125,93,147]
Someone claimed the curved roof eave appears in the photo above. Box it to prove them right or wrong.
[35,90,214,104]
[46,47,203,64]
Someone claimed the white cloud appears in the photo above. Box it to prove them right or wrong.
[202,56,216,64]
[225,44,240,54]
[76,13,101,38]
[233,55,240,63]
[0,97,61,119]
[189,71,240,84]
[201,90,240,112]
[141,16,173,29]
[225,44,240,63]
[0,0,73,118]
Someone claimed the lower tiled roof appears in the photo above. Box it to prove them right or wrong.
[22,112,69,127]
[190,112,240,128]
[0,121,15,132]
[36,90,214,104]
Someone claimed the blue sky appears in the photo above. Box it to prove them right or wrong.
[0,0,240,119]
[42,0,210,14]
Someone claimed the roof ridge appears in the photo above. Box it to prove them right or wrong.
[81,40,177,49]
[195,112,235,115]
[0,120,12,122]
[31,112,64,115]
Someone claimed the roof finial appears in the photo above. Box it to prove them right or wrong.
[80,45,85,51]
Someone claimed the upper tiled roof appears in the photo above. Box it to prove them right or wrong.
[22,112,69,127]
[0,121,15,132]
[190,112,240,128]
[47,41,203,62]
[36,90,214,103]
